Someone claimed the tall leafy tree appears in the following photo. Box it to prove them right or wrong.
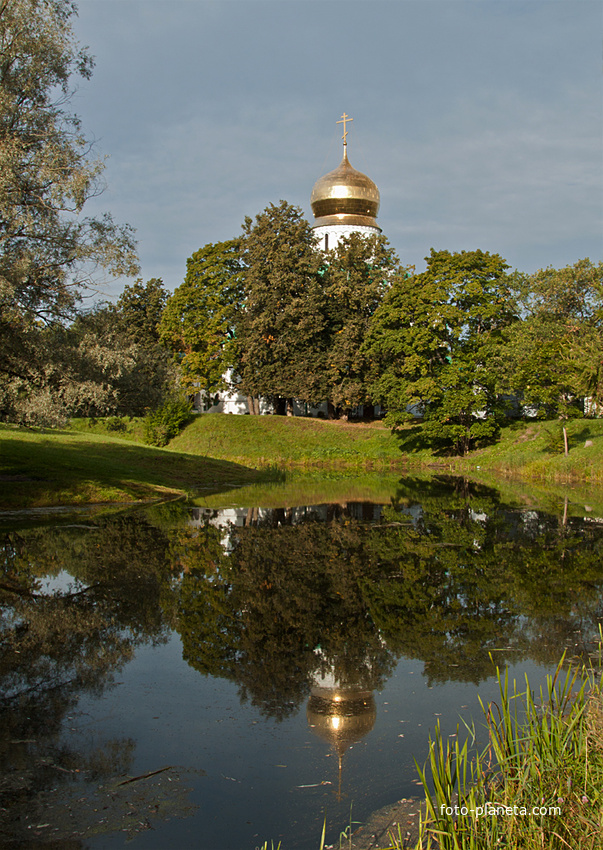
[497,259,603,418]
[116,277,169,347]
[0,0,138,422]
[366,249,516,454]
[322,232,398,417]
[4,302,174,426]
[236,201,325,411]
[158,240,243,398]
[70,302,174,417]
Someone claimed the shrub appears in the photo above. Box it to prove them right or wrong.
[106,416,127,433]
[143,397,192,447]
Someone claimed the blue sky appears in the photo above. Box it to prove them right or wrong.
[72,0,602,298]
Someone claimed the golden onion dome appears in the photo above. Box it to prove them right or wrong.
[311,146,380,228]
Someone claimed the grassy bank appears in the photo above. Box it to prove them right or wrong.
[0,424,271,510]
[460,418,603,484]
[168,413,603,484]
[169,412,404,466]
[2,414,602,510]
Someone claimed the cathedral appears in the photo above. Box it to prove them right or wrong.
[198,114,382,416]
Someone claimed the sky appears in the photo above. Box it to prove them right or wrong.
[71,0,602,300]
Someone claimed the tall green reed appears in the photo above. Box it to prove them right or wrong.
[405,654,603,849]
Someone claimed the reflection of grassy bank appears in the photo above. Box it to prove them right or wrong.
[196,469,603,520]
[450,470,603,519]
[0,425,272,509]
[192,470,423,510]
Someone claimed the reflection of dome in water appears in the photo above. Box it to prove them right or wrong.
[306,685,376,756]
[310,147,380,229]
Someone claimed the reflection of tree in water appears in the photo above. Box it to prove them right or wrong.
[176,514,396,720]
[176,478,603,718]
[371,477,603,681]
[0,512,183,843]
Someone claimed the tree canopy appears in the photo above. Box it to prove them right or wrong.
[496,259,603,418]
[159,240,243,398]
[0,0,139,423]
[366,249,516,454]
[235,201,326,408]
[321,232,398,416]
[116,277,169,347]
[170,209,401,418]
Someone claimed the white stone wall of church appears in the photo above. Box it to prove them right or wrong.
[193,368,274,415]
[312,223,381,253]
[194,391,274,415]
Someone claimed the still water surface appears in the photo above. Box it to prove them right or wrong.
[1,475,602,848]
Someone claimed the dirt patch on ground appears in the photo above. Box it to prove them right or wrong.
[346,797,427,849]
[516,427,538,442]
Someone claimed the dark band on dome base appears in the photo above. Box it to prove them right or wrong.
[311,147,380,228]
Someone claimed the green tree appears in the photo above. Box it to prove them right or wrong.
[70,303,174,417]
[517,258,602,324]
[159,240,243,400]
[497,259,603,418]
[1,299,174,425]
[0,0,138,423]
[116,277,169,347]
[321,233,399,417]
[366,249,516,454]
[236,201,325,412]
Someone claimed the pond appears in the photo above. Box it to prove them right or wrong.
[1,474,603,849]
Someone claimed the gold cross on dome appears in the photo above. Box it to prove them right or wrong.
[336,112,353,145]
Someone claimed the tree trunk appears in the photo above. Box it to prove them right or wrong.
[247,396,261,415]
[563,426,569,456]
[286,398,294,416]
[275,397,287,416]
[327,401,338,420]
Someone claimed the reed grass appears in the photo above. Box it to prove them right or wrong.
[389,652,603,849]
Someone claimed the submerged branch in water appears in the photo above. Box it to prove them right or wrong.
[116,766,174,786]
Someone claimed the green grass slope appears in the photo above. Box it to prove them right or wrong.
[169,413,603,484]
[461,418,603,483]
[169,413,404,466]
[3,414,603,511]
[0,425,268,509]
